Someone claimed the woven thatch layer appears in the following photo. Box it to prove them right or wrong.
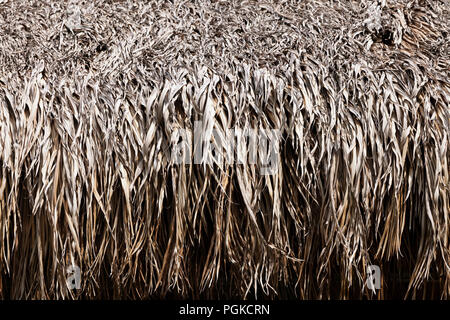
[0,0,449,299]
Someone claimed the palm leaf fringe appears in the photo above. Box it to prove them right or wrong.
[0,0,448,299]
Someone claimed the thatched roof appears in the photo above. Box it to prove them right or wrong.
[0,0,448,299]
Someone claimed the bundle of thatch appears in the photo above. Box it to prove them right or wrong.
[0,0,448,299]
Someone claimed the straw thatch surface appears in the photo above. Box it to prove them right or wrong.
[0,0,449,299]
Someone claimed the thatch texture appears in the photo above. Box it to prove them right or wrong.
[0,0,449,299]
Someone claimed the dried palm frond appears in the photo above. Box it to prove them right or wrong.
[0,0,448,299]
